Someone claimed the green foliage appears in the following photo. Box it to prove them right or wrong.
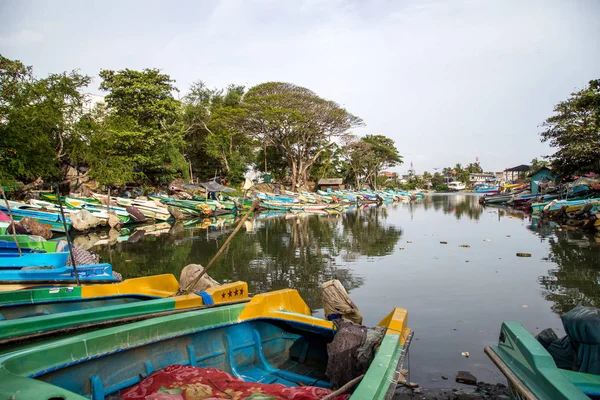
[242,82,363,189]
[182,82,254,184]
[540,79,600,177]
[431,172,445,187]
[0,54,91,184]
[466,162,483,173]
[341,134,402,189]
[92,68,187,185]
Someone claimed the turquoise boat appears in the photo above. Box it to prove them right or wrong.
[0,289,411,399]
[486,312,600,399]
[0,276,248,344]
[0,234,59,253]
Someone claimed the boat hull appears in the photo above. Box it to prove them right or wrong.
[486,322,599,400]
[0,289,411,400]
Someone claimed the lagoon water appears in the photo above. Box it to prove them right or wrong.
[91,194,600,388]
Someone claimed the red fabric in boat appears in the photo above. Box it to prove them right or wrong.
[0,211,10,222]
[120,364,349,400]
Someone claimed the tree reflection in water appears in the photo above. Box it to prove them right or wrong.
[94,206,402,310]
[422,194,484,220]
[539,229,600,315]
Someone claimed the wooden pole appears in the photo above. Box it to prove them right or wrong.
[55,185,80,286]
[183,200,259,294]
[0,187,22,257]
[321,374,364,400]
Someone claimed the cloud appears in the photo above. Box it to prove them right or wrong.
[0,29,43,47]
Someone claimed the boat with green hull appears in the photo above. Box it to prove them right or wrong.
[486,317,600,399]
[0,276,248,344]
[0,289,411,400]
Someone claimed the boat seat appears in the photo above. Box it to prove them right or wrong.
[560,369,600,399]
[223,328,330,388]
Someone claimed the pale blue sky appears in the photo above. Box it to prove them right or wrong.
[1,0,599,173]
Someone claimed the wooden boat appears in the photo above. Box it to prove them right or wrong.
[0,275,248,344]
[0,234,58,253]
[486,321,600,400]
[0,289,411,399]
[0,204,72,233]
[0,262,118,290]
[475,185,501,194]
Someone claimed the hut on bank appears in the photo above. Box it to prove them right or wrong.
[530,166,556,194]
[318,178,344,191]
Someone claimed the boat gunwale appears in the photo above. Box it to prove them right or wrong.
[0,294,409,400]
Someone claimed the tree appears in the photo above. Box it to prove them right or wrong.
[0,54,91,184]
[466,162,483,174]
[92,68,187,185]
[241,82,363,190]
[540,79,600,177]
[431,172,444,188]
[361,135,402,189]
[182,82,255,183]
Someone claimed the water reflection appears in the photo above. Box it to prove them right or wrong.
[539,229,600,315]
[93,207,402,309]
[420,194,484,220]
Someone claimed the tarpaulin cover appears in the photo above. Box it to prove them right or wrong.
[561,306,600,374]
[199,181,236,193]
[120,364,349,399]
[537,306,600,374]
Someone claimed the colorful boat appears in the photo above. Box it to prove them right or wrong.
[486,320,600,399]
[0,275,248,344]
[0,234,58,253]
[0,289,411,399]
[475,185,501,194]
[0,262,118,289]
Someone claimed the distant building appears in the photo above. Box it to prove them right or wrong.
[379,171,398,178]
[504,165,530,183]
[444,170,456,183]
[530,167,556,194]
[469,173,495,184]
[318,178,344,191]
[495,172,504,181]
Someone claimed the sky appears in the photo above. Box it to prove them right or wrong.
[1,0,599,174]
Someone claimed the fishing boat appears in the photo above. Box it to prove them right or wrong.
[0,275,248,344]
[485,310,600,399]
[475,185,501,194]
[448,181,466,191]
[0,234,58,253]
[0,203,72,233]
[0,262,118,290]
[0,288,411,400]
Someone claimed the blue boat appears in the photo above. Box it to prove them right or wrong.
[475,185,500,193]
[0,252,69,268]
[0,263,118,287]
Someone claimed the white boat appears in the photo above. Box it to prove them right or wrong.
[448,181,466,191]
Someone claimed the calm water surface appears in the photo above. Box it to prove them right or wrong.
[84,194,600,388]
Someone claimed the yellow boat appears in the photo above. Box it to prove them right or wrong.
[0,274,248,343]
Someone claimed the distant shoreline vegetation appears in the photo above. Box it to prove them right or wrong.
[1,54,597,192]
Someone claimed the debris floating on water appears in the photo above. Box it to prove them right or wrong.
[459,244,470,248]
[461,351,470,358]
[407,240,412,243]
[440,241,448,244]
[516,253,532,257]
[522,305,529,308]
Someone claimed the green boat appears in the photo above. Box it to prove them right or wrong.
[0,234,58,253]
[0,289,412,399]
[486,307,600,400]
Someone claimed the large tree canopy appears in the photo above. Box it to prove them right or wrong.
[0,54,91,184]
[90,68,187,185]
[540,79,600,178]
[242,82,364,189]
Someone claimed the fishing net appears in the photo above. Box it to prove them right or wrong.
[120,364,349,400]
[325,319,386,389]
[56,240,99,266]
[321,280,362,324]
